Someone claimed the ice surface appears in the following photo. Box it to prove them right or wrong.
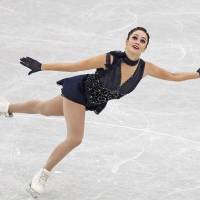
[0,0,200,199]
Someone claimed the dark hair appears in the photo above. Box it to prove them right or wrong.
[127,27,150,48]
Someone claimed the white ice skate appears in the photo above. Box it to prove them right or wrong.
[0,98,13,117]
[26,168,50,199]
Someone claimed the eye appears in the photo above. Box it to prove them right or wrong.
[140,39,146,44]
[132,36,138,40]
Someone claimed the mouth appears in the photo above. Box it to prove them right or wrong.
[132,45,139,50]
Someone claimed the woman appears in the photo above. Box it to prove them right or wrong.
[1,27,200,198]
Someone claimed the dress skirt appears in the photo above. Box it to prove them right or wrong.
[57,74,88,107]
[56,74,109,114]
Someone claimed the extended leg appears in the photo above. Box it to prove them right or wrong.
[8,95,63,116]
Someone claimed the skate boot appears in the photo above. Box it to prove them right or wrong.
[26,168,50,199]
[0,98,13,117]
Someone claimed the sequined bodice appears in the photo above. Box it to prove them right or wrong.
[84,74,121,106]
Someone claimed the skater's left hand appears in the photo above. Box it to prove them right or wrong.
[20,57,42,75]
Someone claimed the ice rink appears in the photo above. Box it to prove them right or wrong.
[0,0,200,199]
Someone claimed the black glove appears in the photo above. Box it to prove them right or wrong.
[20,57,42,75]
[197,68,200,76]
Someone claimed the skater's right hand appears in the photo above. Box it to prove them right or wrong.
[20,57,42,75]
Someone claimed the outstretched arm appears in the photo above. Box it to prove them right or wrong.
[146,62,200,81]
[20,54,107,75]
[42,54,107,72]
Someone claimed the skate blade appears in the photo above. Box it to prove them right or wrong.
[26,184,40,199]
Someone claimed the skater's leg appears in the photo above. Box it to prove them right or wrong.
[8,95,63,116]
[43,97,86,171]
[27,97,85,197]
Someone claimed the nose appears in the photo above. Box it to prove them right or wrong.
[134,39,140,44]
[134,41,139,46]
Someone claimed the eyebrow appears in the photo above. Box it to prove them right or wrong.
[132,34,147,41]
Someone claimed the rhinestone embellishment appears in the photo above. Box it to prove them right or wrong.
[84,74,120,106]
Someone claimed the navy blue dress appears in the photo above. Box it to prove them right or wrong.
[56,51,145,114]
[57,74,88,107]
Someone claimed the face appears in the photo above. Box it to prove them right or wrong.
[125,30,148,56]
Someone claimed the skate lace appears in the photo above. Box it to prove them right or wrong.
[39,171,48,186]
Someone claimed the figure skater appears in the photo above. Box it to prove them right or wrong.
[0,27,199,198]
